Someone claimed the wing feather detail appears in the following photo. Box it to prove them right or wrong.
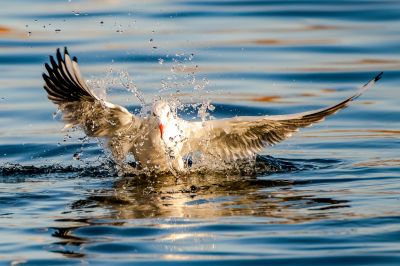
[185,73,382,161]
[43,47,140,138]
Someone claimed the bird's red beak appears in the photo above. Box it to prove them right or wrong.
[159,123,164,139]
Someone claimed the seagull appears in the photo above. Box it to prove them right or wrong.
[43,48,382,175]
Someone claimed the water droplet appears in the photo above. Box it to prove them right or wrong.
[73,152,81,160]
[158,58,164,64]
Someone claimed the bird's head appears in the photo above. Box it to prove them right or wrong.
[152,100,173,139]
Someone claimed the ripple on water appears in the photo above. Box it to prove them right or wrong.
[1,0,400,265]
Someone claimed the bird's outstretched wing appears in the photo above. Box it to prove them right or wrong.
[43,47,140,137]
[185,73,382,161]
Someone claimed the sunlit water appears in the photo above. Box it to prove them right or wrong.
[1,0,400,265]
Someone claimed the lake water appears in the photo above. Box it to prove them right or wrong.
[1,0,400,265]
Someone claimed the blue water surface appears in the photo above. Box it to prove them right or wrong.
[0,0,399,265]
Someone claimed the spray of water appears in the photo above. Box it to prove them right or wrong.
[54,51,228,176]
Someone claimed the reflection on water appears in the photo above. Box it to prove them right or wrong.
[81,178,346,220]
[1,0,400,265]
[50,159,348,259]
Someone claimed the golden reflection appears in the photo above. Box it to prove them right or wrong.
[160,233,210,241]
[357,59,399,65]
[161,254,191,260]
[298,92,317,97]
[0,25,25,38]
[211,38,337,48]
[327,58,400,71]
[250,95,281,102]
[0,26,12,35]
[207,24,342,34]
[320,88,337,93]
[335,58,400,65]
[253,38,336,46]
[359,101,375,105]
[49,158,351,258]
[67,166,349,222]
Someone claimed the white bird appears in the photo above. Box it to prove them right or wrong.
[43,48,382,175]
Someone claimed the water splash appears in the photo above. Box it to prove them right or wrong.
[82,52,223,175]
[86,67,146,111]
[157,52,215,122]
[51,54,247,175]
[0,156,340,180]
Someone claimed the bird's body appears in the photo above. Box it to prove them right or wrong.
[43,48,382,175]
[125,114,188,173]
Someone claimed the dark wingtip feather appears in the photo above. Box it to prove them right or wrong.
[50,55,57,67]
[374,72,383,82]
[56,48,64,63]
[44,63,52,73]
[72,56,78,62]
[42,47,95,104]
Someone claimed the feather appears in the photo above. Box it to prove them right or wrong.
[184,73,382,161]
